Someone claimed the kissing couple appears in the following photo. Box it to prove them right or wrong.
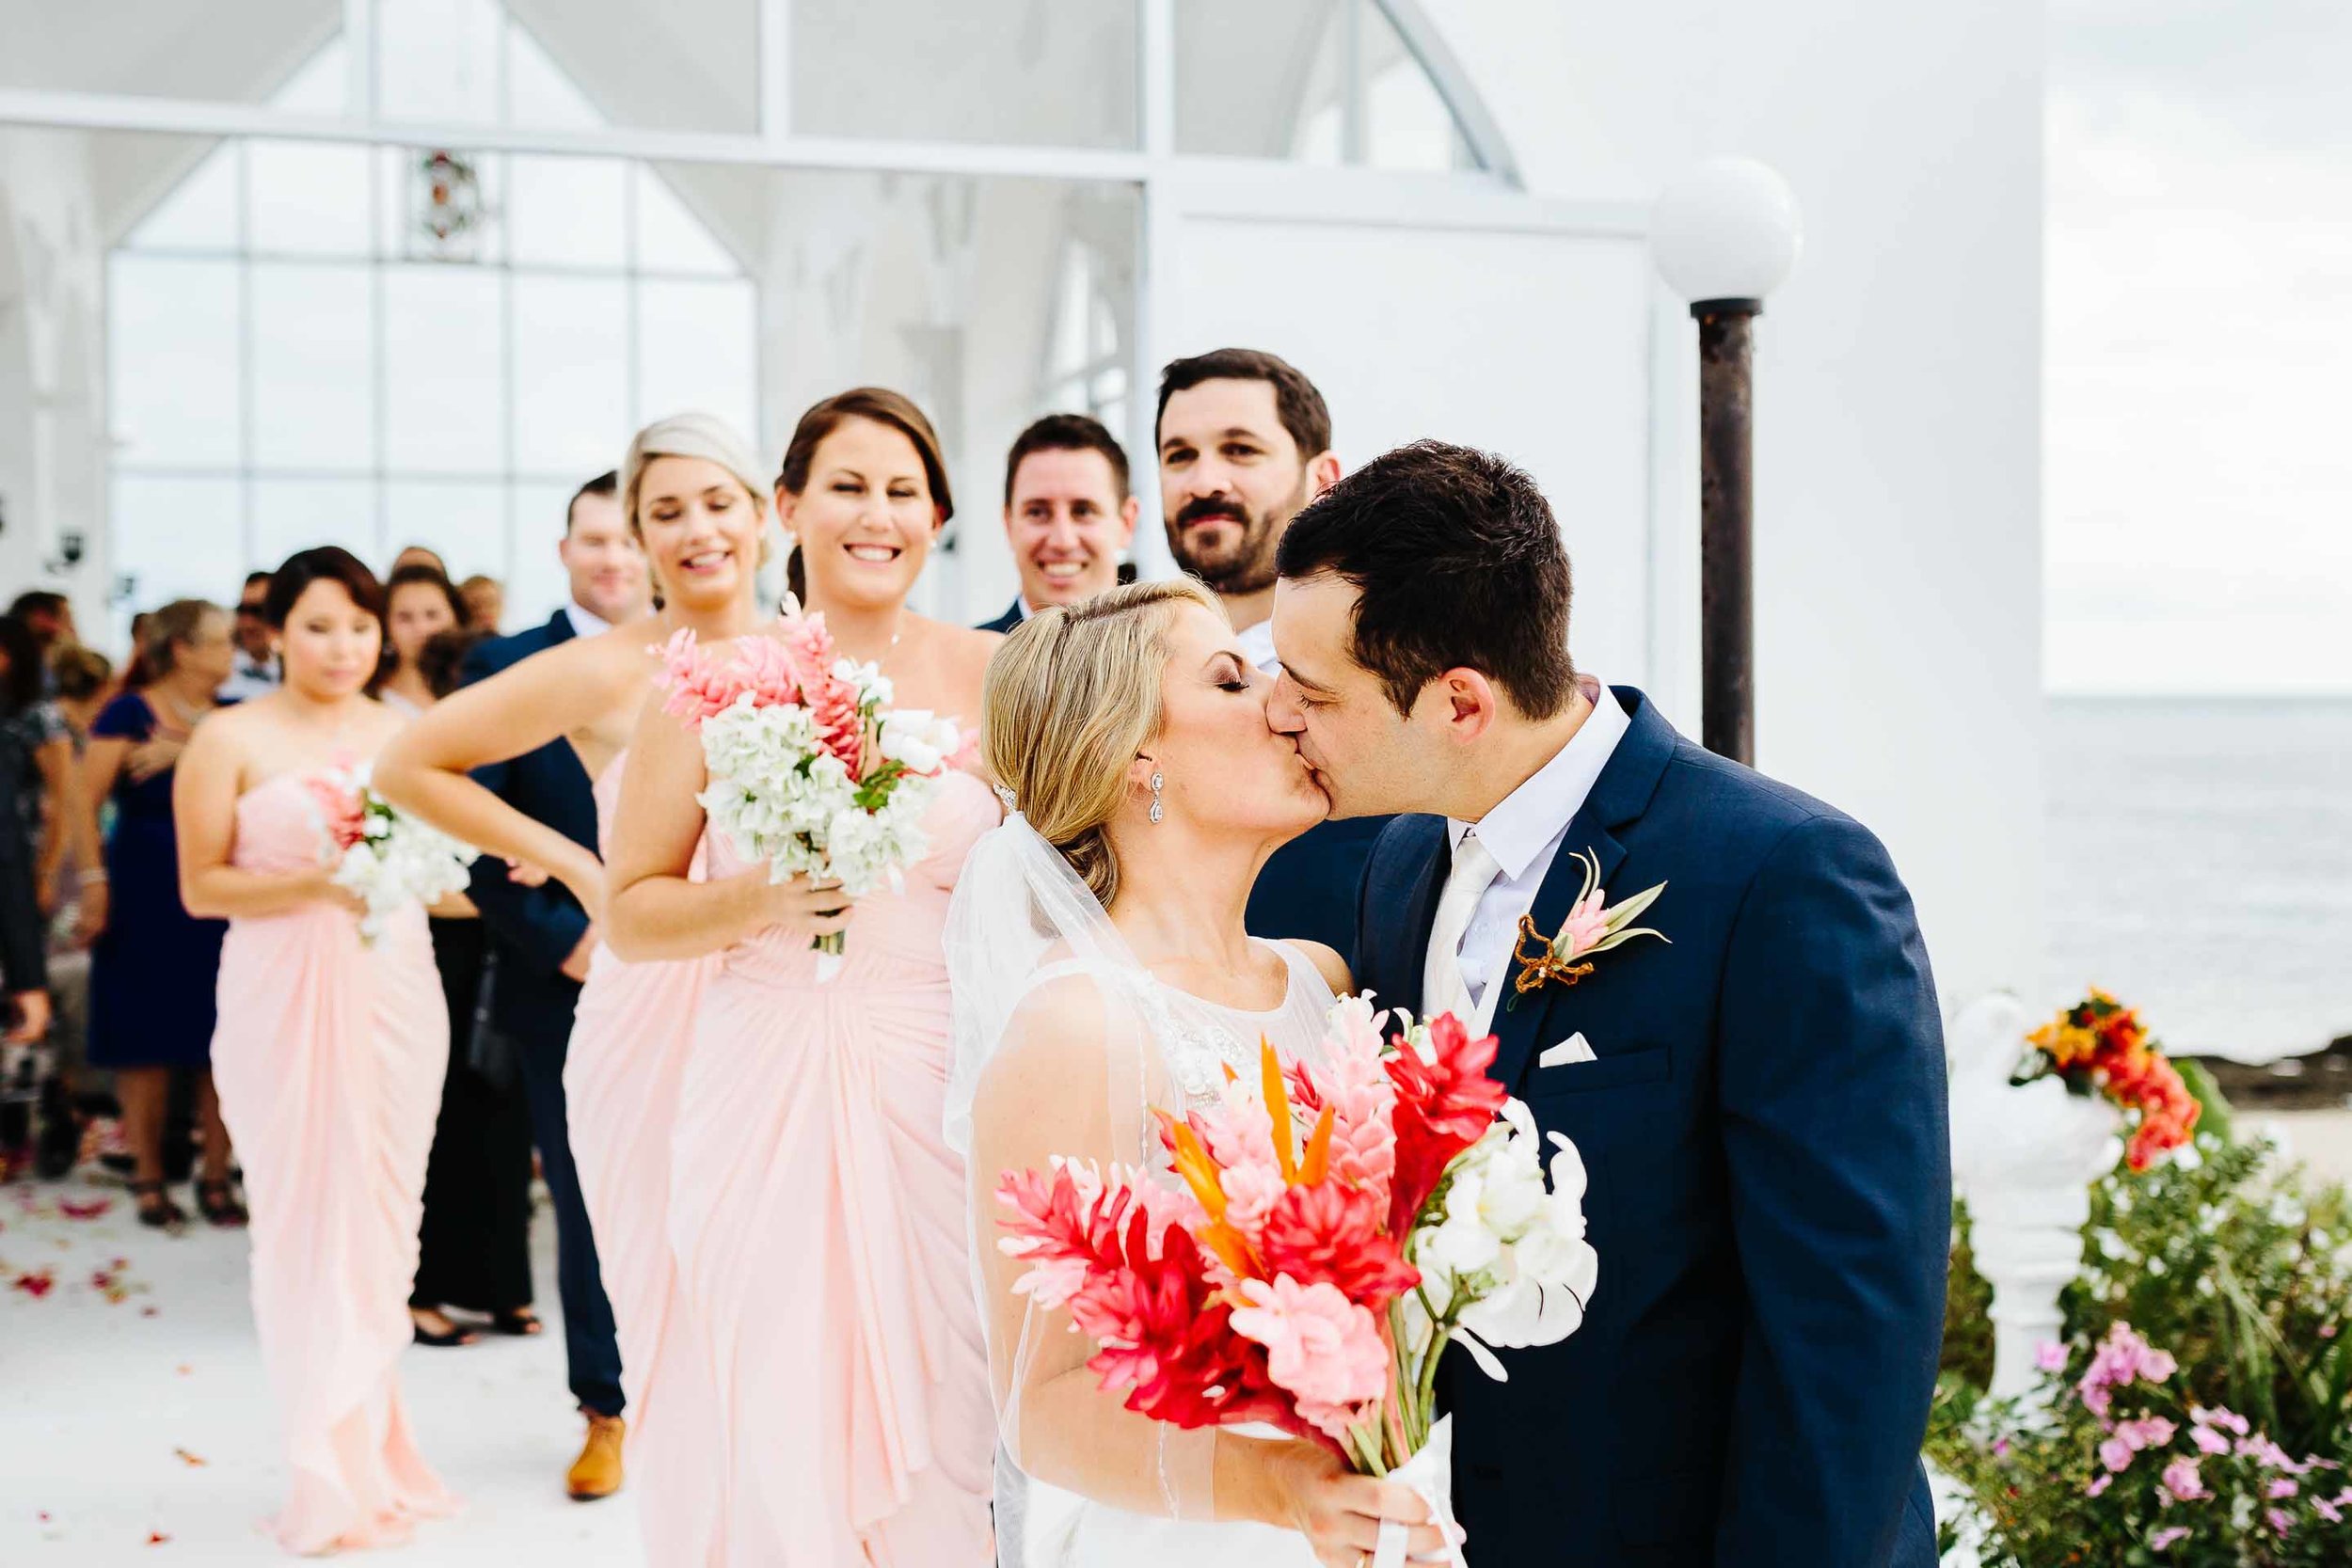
[945,439,1951,1567]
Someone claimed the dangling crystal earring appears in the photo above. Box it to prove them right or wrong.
[1148,770,1165,825]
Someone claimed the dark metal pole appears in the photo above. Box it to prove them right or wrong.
[1694,298,1759,766]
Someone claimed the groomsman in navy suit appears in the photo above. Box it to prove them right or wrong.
[460,471,652,1500]
[1271,442,1949,1566]
[977,413,1140,634]
[1155,348,1388,962]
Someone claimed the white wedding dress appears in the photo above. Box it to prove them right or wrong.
[944,816,1333,1568]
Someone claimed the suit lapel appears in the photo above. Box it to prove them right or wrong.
[1484,688,1678,1094]
[1389,819,1449,1019]
[544,608,577,648]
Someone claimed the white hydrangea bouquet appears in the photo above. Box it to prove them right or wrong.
[656,617,962,978]
[303,762,480,945]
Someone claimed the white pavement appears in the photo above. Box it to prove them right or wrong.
[1,1176,643,1566]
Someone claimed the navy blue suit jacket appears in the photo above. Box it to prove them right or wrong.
[1248,816,1391,968]
[977,599,1025,636]
[460,610,597,1052]
[1356,688,1948,1567]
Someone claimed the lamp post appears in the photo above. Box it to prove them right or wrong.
[1650,159,1803,766]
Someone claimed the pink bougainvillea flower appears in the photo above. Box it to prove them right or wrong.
[2148,1527,2190,1551]
[2035,1341,2068,1374]
[2161,1456,2208,1502]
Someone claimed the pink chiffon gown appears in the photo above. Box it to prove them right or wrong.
[563,752,725,1563]
[207,769,456,1555]
[668,768,1000,1566]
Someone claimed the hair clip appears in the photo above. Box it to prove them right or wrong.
[993,784,1018,813]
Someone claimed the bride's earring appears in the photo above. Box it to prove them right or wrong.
[1148,770,1165,825]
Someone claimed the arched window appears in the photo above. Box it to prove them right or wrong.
[105,12,756,624]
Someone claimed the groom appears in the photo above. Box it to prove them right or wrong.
[1267,441,1949,1566]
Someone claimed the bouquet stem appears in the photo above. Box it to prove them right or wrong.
[810,930,846,984]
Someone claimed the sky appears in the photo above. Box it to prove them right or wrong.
[2044,0,2352,695]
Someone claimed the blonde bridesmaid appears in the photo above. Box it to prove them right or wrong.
[607,388,1000,1565]
[373,413,771,1563]
[174,547,455,1555]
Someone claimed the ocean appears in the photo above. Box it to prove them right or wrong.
[2045,697,2352,1063]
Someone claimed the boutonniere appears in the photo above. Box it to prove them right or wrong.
[1510,848,1669,1006]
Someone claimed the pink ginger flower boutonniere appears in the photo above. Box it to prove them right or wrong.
[1510,847,1669,1004]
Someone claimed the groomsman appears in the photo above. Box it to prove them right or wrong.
[1154,348,1384,960]
[978,412,1140,633]
[460,470,651,1500]
[218,572,279,702]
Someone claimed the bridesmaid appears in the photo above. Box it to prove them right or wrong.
[607,388,1001,1566]
[174,547,455,1556]
[373,412,771,1560]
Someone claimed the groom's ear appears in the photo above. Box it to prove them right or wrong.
[1305,450,1343,501]
[1425,667,1502,744]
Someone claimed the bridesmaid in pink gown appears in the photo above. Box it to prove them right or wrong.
[174,546,455,1555]
[607,388,1002,1565]
[373,413,772,1562]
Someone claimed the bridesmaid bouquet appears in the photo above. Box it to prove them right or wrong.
[305,764,479,945]
[995,998,1599,1565]
[657,618,961,974]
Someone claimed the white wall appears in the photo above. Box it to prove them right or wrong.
[1420,0,2048,1011]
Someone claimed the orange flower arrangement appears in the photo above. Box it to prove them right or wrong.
[2024,990,2201,1172]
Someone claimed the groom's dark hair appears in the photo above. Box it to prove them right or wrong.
[1277,440,1577,720]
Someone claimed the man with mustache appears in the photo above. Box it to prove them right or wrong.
[979,413,1140,634]
[1155,347,1382,960]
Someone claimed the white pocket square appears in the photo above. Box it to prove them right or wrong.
[1538,1033,1597,1069]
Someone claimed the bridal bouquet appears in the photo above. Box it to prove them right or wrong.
[2021,990,2201,1172]
[657,618,961,974]
[997,999,1598,1564]
[305,763,479,945]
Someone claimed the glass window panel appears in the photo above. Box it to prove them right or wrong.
[512,276,628,475]
[1359,2,1471,173]
[0,7,343,105]
[248,139,373,256]
[634,280,756,436]
[385,481,509,583]
[252,478,378,569]
[108,255,243,467]
[273,35,352,115]
[507,154,628,269]
[790,0,1136,149]
[251,263,375,471]
[634,166,741,277]
[504,482,580,626]
[504,21,603,130]
[123,141,242,254]
[111,476,245,611]
[375,0,504,125]
[382,265,504,473]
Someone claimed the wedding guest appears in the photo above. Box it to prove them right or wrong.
[79,601,237,1228]
[374,567,469,717]
[377,426,755,1540]
[8,592,77,685]
[0,616,103,935]
[390,544,449,578]
[175,547,454,1554]
[375,468,650,1502]
[607,388,1000,1563]
[459,574,504,634]
[0,620,56,1049]
[50,646,118,745]
[1155,348,1382,962]
[978,412,1139,633]
[219,572,280,703]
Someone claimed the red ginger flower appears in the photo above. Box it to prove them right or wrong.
[1385,1012,1509,1234]
[1258,1180,1420,1306]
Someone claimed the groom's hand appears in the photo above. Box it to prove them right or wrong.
[1253,1439,1456,1566]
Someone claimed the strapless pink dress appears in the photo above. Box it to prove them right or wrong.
[564,751,724,1562]
[207,769,455,1555]
[668,768,999,1566]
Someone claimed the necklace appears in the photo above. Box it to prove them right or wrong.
[155,689,210,728]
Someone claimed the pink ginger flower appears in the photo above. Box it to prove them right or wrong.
[2148,1526,2190,1551]
[2162,1456,2208,1502]
[1227,1275,1389,1442]
[302,772,366,852]
[1556,891,1613,958]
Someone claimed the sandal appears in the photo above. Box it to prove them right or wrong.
[410,1307,478,1348]
[130,1179,184,1230]
[488,1307,544,1338]
[194,1179,247,1228]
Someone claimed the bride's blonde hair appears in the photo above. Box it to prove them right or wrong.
[984,578,1220,907]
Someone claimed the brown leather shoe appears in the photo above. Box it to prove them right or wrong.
[565,1413,626,1501]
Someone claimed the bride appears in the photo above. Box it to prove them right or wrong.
[945,579,1451,1568]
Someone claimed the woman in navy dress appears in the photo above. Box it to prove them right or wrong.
[81,599,239,1227]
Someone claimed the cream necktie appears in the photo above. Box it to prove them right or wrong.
[1422,833,1502,1028]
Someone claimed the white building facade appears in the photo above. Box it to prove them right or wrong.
[0,0,2042,1014]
